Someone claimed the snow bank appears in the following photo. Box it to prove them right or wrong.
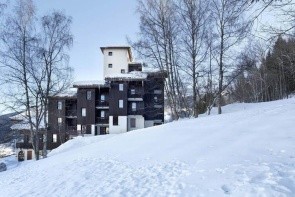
[0,98,295,196]
[0,143,14,157]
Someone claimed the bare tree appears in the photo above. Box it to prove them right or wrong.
[0,1,73,160]
[38,11,73,158]
[176,0,210,117]
[0,0,43,160]
[210,0,251,114]
[131,0,182,120]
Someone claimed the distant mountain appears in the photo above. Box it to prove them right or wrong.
[0,112,19,143]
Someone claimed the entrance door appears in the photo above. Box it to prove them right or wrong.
[100,127,106,135]
[18,151,24,161]
[95,126,98,136]
[27,150,32,160]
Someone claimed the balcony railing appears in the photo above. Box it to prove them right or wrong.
[96,100,109,108]
[65,110,77,118]
[96,117,109,124]
[128,90,144,98]
[16,142,33,149]
[127,107,145,115]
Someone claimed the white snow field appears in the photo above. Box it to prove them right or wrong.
[0,98,295,196]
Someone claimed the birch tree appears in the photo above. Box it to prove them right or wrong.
[0,0,43,160]
[210,0,251,114]
[131,0,182,119]
[176,0,210,117]
[39,11,73,158]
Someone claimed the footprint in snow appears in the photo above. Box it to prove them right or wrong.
[221,184,232,195]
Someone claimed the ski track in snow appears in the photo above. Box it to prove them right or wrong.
[0,98,295,196]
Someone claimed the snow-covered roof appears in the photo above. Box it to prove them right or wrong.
[142,67,161,73]
[128,62,141,65]
[54,90,77,98]
[11,121,45,131]
[9,110,31,121]
[73,80,109,88]
[105,71,148,81]
[10,109,45,131]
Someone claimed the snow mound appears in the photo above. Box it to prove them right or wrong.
[0,98,295,196]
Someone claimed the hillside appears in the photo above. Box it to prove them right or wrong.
[0,112,19,144]
[0,98,295,196]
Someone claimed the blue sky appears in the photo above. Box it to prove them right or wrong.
[36,0,139,81]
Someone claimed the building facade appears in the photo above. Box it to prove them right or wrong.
[14,46,167,161]
[50,46,166,137]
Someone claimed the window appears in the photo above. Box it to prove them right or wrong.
[108,51,113,56]
[121,69,125,73]
[132,102,136,111]
[154,104,162,108]
[113,116,118,125]
[130,118,136,128]
[119,100,123,108]
[154,96,158,102]
[101,94,105,101]
[77,124,81,131]
[28,135,32,143]
[58,118,62,124]
[57,101,62,110]
[86,91,91,100]
[52,134,57,143]
[82,125,87,133]
[108,64,112,68]
[131,89,135,95]
[19,134,24,143]
[119,84,124,91]
[82,108,86,117]
[154,89,162,94]
[101,110,105,118]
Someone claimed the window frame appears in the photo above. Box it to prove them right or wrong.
[108,64,113,68]
[86,91,91,100]
[101,94,105,101]
[101,110,105,118]
[130,118,136,128]
[130,89,135,95]
[58,117,62,125]
[57,101,62,110]
[108,51,113,56]
[52,134,57,143]
[81,108,86,117]
[119,100,123,108]
[113,116,118,126]
[132,102,136,111]
[119,84,124,91]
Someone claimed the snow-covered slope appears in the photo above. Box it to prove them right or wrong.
[1,98,295,196]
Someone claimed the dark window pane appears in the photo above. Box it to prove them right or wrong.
[113,116,118,125]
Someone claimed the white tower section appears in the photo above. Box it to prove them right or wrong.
[100,46,133,78]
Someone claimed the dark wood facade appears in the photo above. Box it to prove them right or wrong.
[15,67,166,153]
[77,88,96,134]
[144,74,165,122]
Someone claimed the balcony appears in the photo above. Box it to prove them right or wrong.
[96,117,109,125]
[154,90,162,94]
[16,142,33,149]
[66,126,77,135]
[65,110,77,118]
[127,107,145,115]
[128,89,144,101]
[96,100,109,109]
